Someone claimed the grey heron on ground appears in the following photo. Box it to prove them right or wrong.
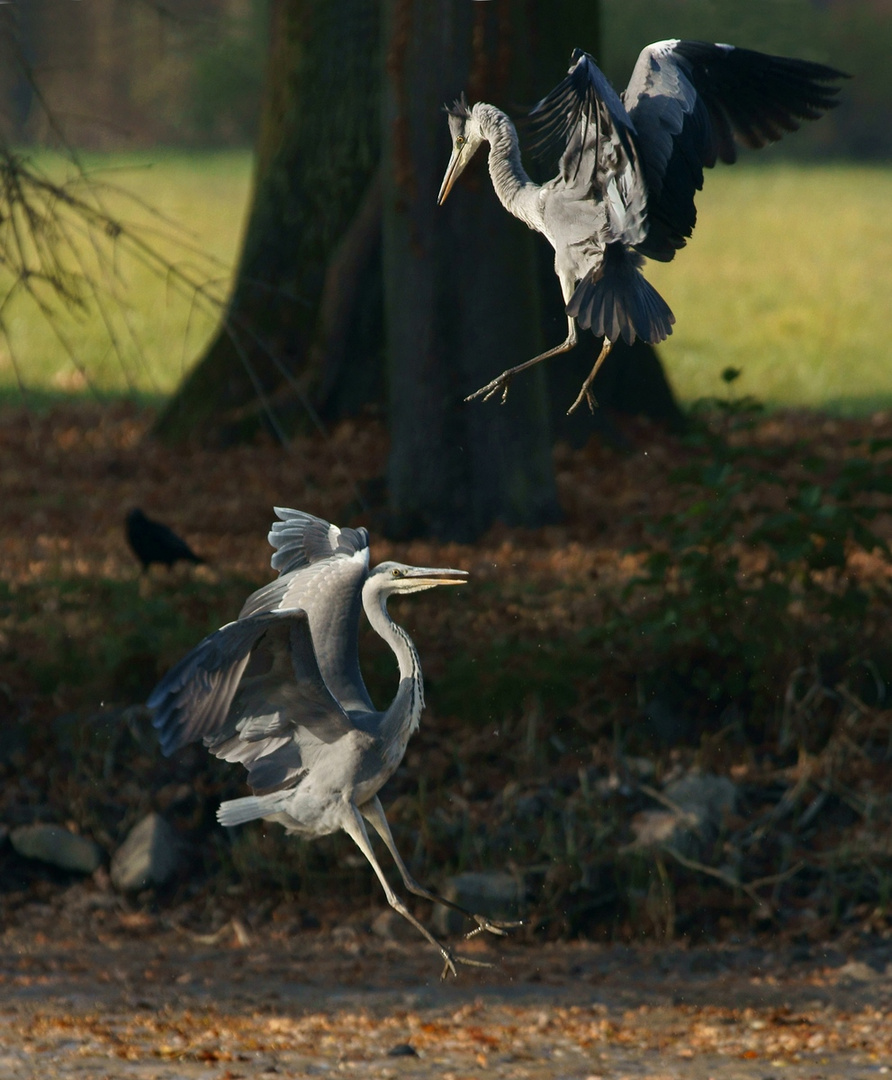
[149,508,513,977]
[438,40,847,413]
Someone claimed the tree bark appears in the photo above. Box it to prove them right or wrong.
[381,0,561,540]
[153,0,382,444]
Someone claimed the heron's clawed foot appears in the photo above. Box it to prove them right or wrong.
[464,915,524,940]
[439,946,459,979]
[567,383,599,415]
[465,373,513,405]
[568,337,613,414]
[438,947,496,980]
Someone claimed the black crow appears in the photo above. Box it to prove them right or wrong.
[126,508,204,571]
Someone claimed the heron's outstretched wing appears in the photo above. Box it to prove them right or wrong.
[238,509,373,713]
[527,49,647,248]
[266,507,369,578]
[623,40,847,261]
[528,48,636,178]
[149,609,353,793]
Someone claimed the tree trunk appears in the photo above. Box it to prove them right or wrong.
[153,0,382,444]
[381,0,562,540]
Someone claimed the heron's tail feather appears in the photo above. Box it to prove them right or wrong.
[568,242,675,345]
[217,796,276,827]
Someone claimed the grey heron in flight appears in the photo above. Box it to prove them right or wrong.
[149,508,513,977]
[438,40,846,413]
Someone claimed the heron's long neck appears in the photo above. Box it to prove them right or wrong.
[363,587,424,734]
[476,104,543,232]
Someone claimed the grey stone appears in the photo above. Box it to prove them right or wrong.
[110,813,181,891]
[838,959,878,983]
[10,823,102,873]
[387,1043,418,1057]
[432,871,524,937]
[627,772,738,857]
[628,809,686,849]
[370,908,422,942]
[664,773,737,828]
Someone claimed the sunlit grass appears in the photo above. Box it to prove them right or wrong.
[0,154,889,414]
[0,149,253,404]
[648,163,892,413]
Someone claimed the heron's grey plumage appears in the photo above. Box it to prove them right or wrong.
[439,39,847,412]
[149,509,509,976]
[238,507,373,712]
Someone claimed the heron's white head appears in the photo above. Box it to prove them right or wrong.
[368,561,468,598]
[437,95,486,205]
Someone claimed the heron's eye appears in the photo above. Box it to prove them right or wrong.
[455,136,466,148]
[391,568,403,578]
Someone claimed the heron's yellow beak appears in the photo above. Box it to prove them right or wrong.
[407,567,468,586]
[437,148,467,205]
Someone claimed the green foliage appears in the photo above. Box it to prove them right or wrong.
[615,379,892,726]
[427,637,590,722]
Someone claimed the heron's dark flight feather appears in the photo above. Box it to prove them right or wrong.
[568,242,674,345]
[624,41,847,261]
[149,610,351,771]
[528,48,638,190]
[528,49,635,161]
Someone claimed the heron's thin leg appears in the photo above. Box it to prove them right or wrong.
[341,805,491,979]
[361,797,521,940]
[567,336,614,415]
[465,316,578,406]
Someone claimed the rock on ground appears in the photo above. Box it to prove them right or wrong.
[628,771,738,858]
[432,871,525,937]
[110,812,181,891]
[9,824,102,874]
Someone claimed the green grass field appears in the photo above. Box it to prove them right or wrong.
[649,163,892,413]
[1,152,889,413]
[0,150,254,405]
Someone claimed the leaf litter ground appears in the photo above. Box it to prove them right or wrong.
[2,401,892,1076]
[4,916,892,1078]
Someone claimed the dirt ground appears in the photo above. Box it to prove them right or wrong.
[3,912,892,1079]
